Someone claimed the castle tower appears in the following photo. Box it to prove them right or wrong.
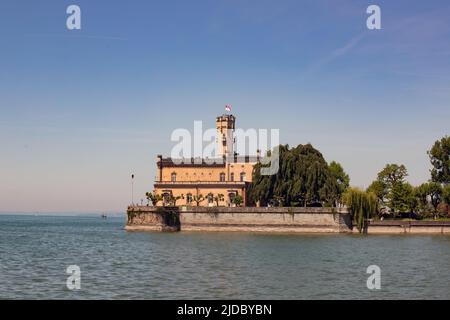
[216,114,235,158]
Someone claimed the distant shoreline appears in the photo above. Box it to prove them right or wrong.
[0,212,126,217]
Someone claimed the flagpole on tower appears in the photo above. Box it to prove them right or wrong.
[131,174,135,205]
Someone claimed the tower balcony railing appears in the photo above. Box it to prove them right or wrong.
[154,180,247,185]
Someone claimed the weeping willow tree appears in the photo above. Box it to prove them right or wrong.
[342,188,379,233]
[248,144,343,207]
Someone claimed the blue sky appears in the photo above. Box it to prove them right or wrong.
[1,0,449,212]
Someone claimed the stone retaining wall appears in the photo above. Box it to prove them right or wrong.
[126,206,352,233]
[362,220,450,234]
[126,206,450,234]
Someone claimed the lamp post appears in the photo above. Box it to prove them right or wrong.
[131,174,135,205]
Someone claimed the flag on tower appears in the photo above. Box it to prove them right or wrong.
[225,104,232,112]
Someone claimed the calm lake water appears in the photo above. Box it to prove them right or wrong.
[0,214,449,299]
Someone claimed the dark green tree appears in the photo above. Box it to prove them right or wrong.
[377,164,408,187]
[329,161,350,204]
[367,180,387,205]
[370,164,410,215]
[415,183,434,217]
[233,195,243,207]
[405,184,419,214]
[443,184,450,205]
[248,144,339,207]
[427,182,442,213]
[428,136,450,184]
[390,182,416,214]
[416,182,443,218]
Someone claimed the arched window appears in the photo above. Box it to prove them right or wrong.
[240,172,246,182]
[162,192,171,206]
[230,173,234,182]
[219,172,226,182]
[171,172,176,182]
[228,192,236,206]
[207,193,214,204]
[186,193,193,205]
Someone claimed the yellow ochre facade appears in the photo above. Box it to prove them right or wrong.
[154,114,257,207]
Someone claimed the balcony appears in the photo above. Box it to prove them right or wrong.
[154,180,247,188]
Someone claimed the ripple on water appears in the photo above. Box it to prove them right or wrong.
[0,215,449,299]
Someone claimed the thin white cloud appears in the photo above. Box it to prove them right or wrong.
[302,32,367,77]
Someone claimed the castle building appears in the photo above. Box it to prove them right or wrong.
[153,114,257,207]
